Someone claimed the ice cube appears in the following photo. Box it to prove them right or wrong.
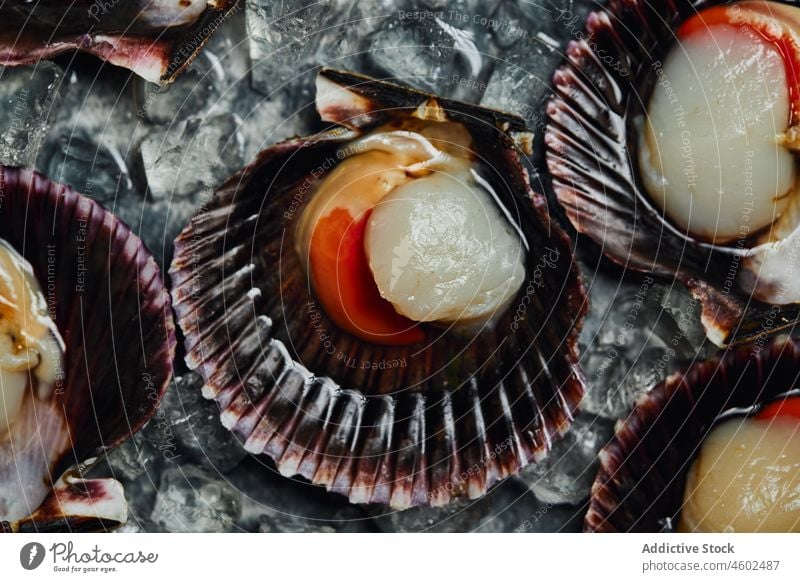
[366,8,490,101]
[158,373,248,473]
[44,129,133,204]
[258,513,336,533]
[487,0,534,49]
[135,198,200,267]
[518,413,614,506]
[256,506,379,532]
[648,281,711,354]
[578,266,697,419]
[246,0,331,95]
[151,465,242,532]
[140,113,244,200]
[0,63,64,167]
[106,433,159,483]
[222,83,312,161]
[481,4,561,131]
[36,66,149,249]
[136,9,251,125]
[135,50,227,125]
[118,472,160,531]
[114,522,146,533]
[312,1,378,70]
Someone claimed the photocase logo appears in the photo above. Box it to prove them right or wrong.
[20,542,46,570]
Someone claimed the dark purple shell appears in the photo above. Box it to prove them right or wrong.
[169,69,587,508]
[586,335,800,532]
[0,1,238,84]
[544,0,800,347]
[0,166,175,532]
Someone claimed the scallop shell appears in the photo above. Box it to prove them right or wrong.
[544,0,800,347]
[586,335,800,532]
[0,1,238,84]
[169,69,587,508]
[0,166,175,532]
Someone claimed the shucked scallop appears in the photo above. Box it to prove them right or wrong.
[639,1,800,244]
[586,335,800,533]
[366,169,525,326]
[170,69,587,508]
[0,166,175,532]
[679,408,800,532]
[294,119,526,344]
[546,0,800,346]
[0,239,64,437]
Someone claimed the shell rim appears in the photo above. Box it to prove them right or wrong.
[168,69,590,508]
[585,334,800,532]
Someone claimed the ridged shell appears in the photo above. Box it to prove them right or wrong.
[586,335,800,532]
[544,0,800,347]
[0,166,175,532]
[169,69,588,508]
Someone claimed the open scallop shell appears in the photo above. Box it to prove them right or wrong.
[0,1,238,84]
[545,0,800,347]
[586,335,800,532]
[169,69,587,508]
[0,166,175,532]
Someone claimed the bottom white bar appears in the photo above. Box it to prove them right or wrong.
[2,534,797,580]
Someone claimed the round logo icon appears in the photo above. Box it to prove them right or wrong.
[20,542,46,570]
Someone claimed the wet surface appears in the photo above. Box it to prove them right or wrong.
[0,0,715,532]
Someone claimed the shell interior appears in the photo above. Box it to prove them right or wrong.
[0,166,175,531]
[586,336,800,532]
[545,0,800,346]
[170,69,587,508]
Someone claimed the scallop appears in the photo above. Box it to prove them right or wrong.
[294,118,526,342]
[366,170,525,325]
[639,18,795,243]
[546,0,800,346]
[170,69,587,508]
[586,335,800,533]
[679,415,800,533]
[0,239,64,437]
[0,166,175,532]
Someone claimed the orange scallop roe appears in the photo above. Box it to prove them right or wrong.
[308,206,425,346]
[756,395,800,421]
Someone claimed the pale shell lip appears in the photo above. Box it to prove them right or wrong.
[0,1,238,84]
[316,69,535,155]
[169,69,587,509]
[544,0,800,347]
[0,165,176,532]
[6,476,129,533]
[586,335,800,532]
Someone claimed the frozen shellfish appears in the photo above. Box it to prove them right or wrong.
[170,69,587,508]
[586,335,800,532]
[0,166,175,532]
[546,0,800,346]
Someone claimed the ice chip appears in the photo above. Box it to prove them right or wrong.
[0,63,64,167]
[140,113,244,200]
[151,465,241,532]
[519,413,615,506]
[246,0,330,95]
